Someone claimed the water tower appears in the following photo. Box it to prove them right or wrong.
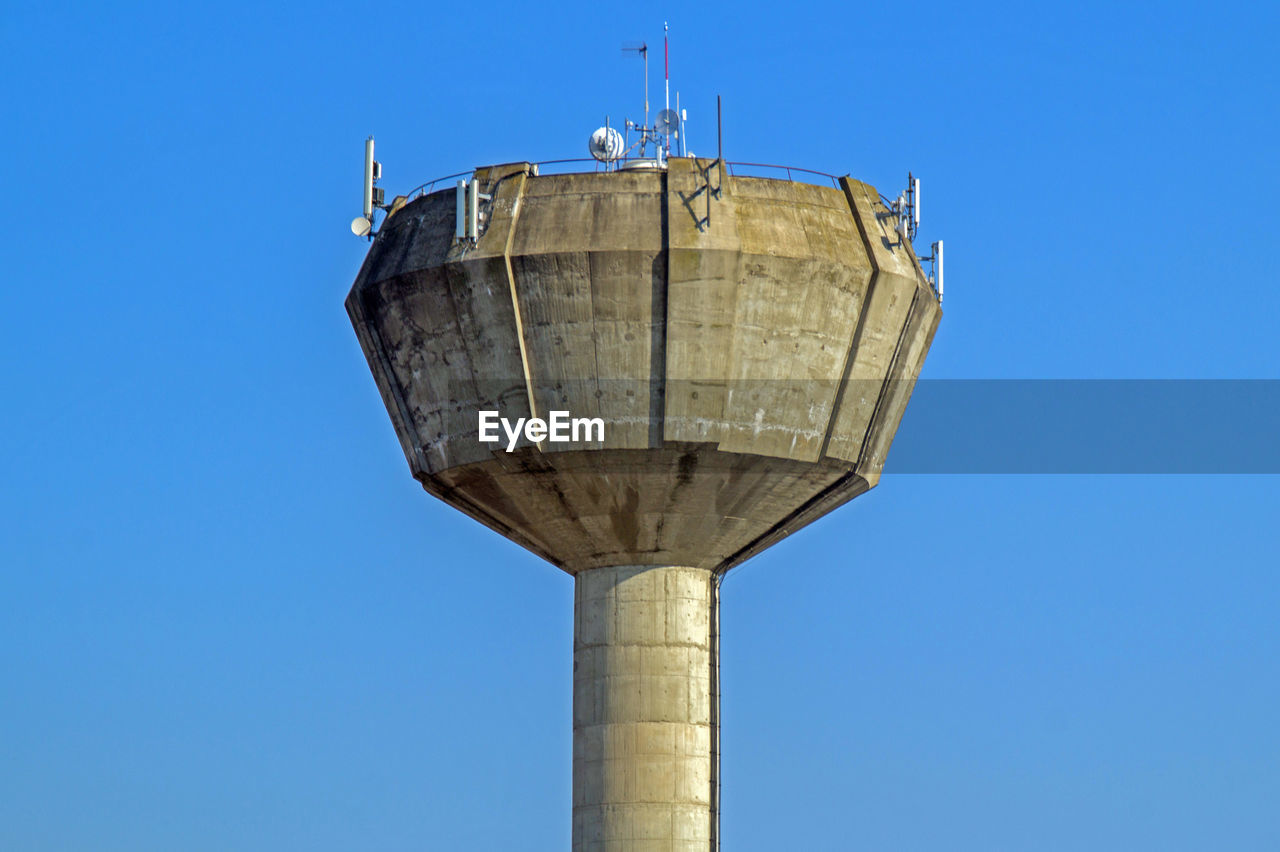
[346,134,941,848]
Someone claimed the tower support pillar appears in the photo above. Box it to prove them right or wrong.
[573,565,716,851]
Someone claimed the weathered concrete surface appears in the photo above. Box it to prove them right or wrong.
[574,565,713,852]
[346,162,940,573]
[827,177,941,485]
[668,166,872,462]
[347,160,942,851]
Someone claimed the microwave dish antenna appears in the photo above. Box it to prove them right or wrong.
[655,108,680,135]
[589,125,626,162]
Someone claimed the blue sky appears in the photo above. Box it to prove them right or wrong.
[2,1,1277,849]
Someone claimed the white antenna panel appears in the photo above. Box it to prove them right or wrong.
[935,239,944,301]
[363,136,375,219]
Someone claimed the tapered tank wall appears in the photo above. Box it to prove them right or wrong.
[347,158,941,850]
[346,160,940,573]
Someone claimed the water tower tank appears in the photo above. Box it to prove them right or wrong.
[346,157,940,850]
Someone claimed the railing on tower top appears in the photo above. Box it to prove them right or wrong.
[722,161,841,188]
[401,159,845,199]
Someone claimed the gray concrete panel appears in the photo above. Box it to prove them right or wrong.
[860,293,942,482]
[664,158,743,448]
[823,177,940,480]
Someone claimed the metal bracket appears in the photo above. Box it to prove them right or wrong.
[693,158,723,232]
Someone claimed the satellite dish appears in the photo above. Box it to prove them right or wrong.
[589,126,625,162]
[351,216,372,237]
[656,108,680,134]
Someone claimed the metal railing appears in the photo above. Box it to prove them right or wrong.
[402,169,478,200]
[722,161,841,188]
[389,157,939,304]
[399,158,846,200]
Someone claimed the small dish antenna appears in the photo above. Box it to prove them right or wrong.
[589,126,625,162]
[655,108,680,135]
[351,216,372,237]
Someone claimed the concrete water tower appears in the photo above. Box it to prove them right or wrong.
[346,150,941,849]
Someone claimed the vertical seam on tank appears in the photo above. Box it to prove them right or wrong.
[715,176,744,451]
[839,178,918,471]
[503,172,539,425]
[859,289,920,471]
[654,172,669,448]
[587,230,603,436]
[822,178,882,460]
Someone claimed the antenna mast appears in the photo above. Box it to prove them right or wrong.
[664,22,670,156]
[622,42,650,132]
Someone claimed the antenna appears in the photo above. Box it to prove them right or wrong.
[912,175,920,231]
[589,123,625,164]
[622,42,649,131]
[453,177,493,245]
[891,189,911,247]
[656,108,680,135]
[352,136,382,238]
[468,179,480,240]
[363,136,374,220]
[920,239,944,303]
[935,239,944,303]
[456,180,466,241]
[900,172,920,242]
[664,22,670,156]
[676,91,687,158]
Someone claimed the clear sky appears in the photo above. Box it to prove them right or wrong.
[2,1,1277,849]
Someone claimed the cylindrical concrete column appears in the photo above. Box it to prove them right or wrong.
[573,565,716,851]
